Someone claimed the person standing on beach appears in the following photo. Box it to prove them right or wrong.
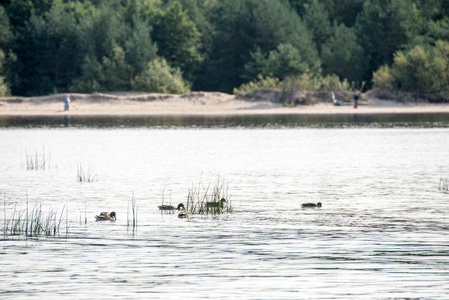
[353,92,359,108]
[64,94,71,111]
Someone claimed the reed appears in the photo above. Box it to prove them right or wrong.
[77,162,98,182]
[2,202,68,238]
[127,193,138,230]
[79,207,87,224]
[185,177,232,215]
[439,176,449,193]
[24,147,51,170]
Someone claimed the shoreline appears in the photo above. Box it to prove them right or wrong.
[2,92,449,116]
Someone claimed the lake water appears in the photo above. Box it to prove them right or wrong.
[1,114,449,299]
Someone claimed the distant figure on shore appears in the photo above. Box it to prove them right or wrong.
[332,92,344,106]
[64,94,71,111]
[353,92,359,109]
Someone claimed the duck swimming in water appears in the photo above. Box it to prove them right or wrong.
[178,211,189,218]
[158,203,185,211]
[301,202,322,208]
[95,211,116,221]
[206,198,227,208]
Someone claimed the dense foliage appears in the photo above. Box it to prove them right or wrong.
[0,0,448,96]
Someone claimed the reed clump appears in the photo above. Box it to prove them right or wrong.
[439,176,449,193]
[3,202,67,238]
[127,193,138,230]
[24,147,51,170]
[186,177,232,215]
[77,163,98,182]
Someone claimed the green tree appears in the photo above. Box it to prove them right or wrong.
[392,46,437,93]
[12,3,84,95]
[242,43,310,92]
[433,40,449,93]
[0,50,9,96]
[249,0,319,71]
[71,0,132,92]
[132,57,190,94]
[373,40,449,93]
[321,22,367,82]
[406,1,449,47]
[325,0,365,27]
[372,65,394,90]
[166,0,216,51]
[82,0,127,61]
[201,0,319,92]
[242,48,271,81]
[6,0,54,28]
[69,54,103,93]
[0,6,12,95]
[0,6,12,47]
[197,0,252,92]
[267,43,308,80]
[355,0,413,82]
[124,16,158,76]
[151,1,202,81]
[303,0,331,53]
[101,46,133,91]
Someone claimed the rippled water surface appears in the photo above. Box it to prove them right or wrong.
[1,115,449,299]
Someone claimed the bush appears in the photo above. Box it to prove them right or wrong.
[319,74,345,91]
[373,40,449,94]
[0,76,8,96]
[132,58,190,94]
[392,46,438,93]
[233,75,282,94]
[0,50,8,96]
[372,65,394,90]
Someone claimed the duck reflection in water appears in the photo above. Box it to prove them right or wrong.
[95,211,116,221]
[178,211,188,218]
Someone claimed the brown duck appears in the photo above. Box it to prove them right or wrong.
[95,211,117,221]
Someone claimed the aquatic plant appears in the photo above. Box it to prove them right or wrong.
[185,177,232,215]
[79,207,87,224]
[439,176,449,193]
[77,162,98,182]
[24,147,51,170]
[127,193,138,230]
[2,197,68,238]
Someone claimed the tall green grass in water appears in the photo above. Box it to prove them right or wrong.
[24,147,51,170]
[127,193,138,231]
[186,177,232,215]
[2,193,68,238]
[77,163,98,182]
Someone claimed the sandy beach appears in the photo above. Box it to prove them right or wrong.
[1,91,449,116]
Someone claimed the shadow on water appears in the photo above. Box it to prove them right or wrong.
[0,113,449,128]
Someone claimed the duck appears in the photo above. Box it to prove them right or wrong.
[301,202,322,208]
[95,211,116,221]
[158,203,185,211]
[206,198,227,208]
[178,211,189,218]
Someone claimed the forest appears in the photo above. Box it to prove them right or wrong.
[0,0,449,97]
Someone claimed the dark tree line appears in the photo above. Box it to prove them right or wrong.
[0,0,448,96]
